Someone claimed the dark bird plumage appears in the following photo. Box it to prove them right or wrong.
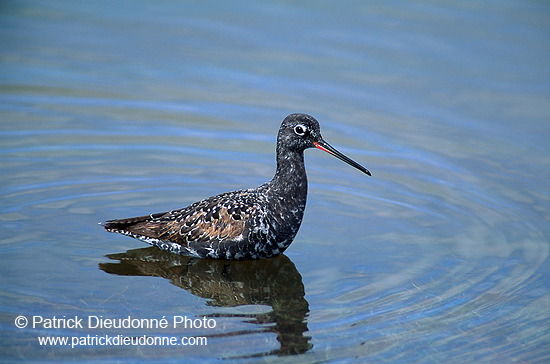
[102,113,370,260]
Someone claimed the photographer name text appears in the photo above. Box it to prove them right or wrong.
[15,315,216,330]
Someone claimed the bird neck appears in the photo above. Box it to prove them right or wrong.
[270,148,308,198]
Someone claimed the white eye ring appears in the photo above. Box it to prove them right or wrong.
[294,124,307,136]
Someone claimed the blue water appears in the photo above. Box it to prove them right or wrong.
[1,1,549,362]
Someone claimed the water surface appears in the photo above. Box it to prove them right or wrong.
[1,1,549,362]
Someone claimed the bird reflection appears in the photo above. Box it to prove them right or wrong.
[99,247,312,357]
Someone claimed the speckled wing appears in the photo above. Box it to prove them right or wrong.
[102,188,268,256]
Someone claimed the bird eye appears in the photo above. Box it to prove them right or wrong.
[294,124,307,136]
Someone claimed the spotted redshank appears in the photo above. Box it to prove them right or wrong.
[102,113,371,260]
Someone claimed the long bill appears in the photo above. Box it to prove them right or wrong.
[313,141,371,176]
